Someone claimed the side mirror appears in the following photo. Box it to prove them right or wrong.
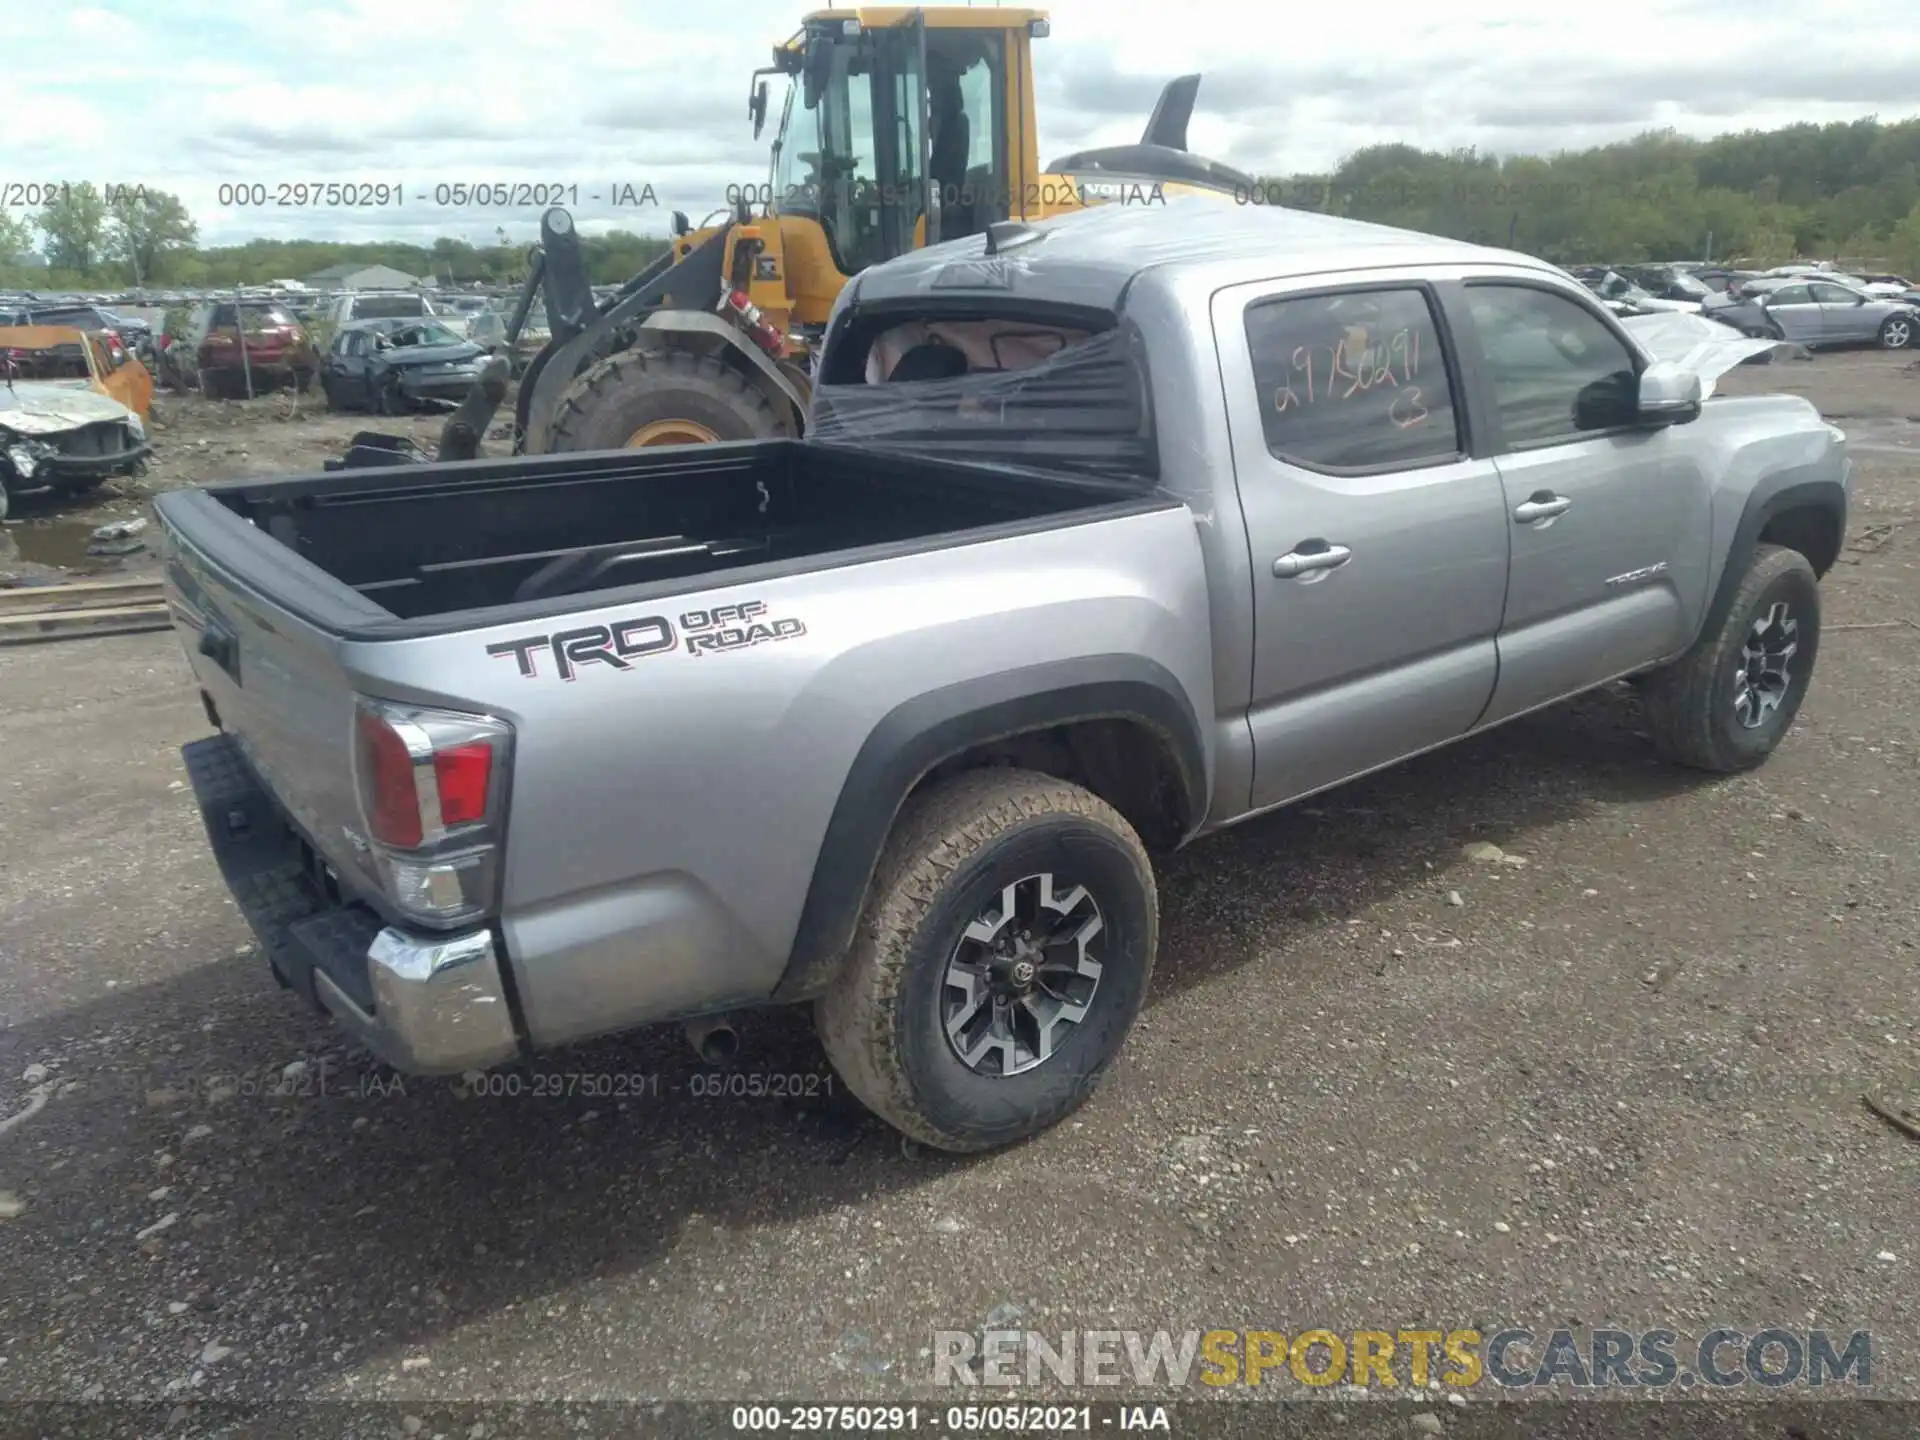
[1636,361,1702,425]
[671,210,691,237]
[750,80,769,140]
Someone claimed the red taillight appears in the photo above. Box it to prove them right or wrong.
[352,698,510,851]
[350,698,512,925]
[433,742,492,826]
[355,708,423,848]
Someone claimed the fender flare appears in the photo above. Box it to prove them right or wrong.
[635,310,809,427]
[770,655,1208,1003]
[1700,477,1847,643]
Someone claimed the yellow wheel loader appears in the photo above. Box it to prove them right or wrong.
[435,7,1255,463]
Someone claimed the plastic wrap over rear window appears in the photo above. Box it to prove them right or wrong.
[807,324,1157,484]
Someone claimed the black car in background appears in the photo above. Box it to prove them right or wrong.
[318,317,487,414]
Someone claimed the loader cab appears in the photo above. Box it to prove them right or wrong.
[769,11,1024,274]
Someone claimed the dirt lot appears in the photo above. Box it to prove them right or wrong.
[0,388,455,583]
[0,352,1917,1435]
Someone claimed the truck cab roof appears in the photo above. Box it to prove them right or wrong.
[838,197,1560,316]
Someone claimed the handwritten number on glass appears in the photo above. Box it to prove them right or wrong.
[1269,324,1426,431]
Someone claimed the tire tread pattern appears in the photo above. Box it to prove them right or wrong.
[815,768,1156,1154]
[545,345,786,451]
[1641,543,1817,772]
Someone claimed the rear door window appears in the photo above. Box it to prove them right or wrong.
[352,295,426,319]
[1242,286,1461,470]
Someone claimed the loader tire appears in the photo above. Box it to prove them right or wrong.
[545,345,790,451]
[1640,543,1820,773]
[815,769,1158,1154]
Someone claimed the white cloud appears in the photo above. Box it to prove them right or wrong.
[9,0,1919,247]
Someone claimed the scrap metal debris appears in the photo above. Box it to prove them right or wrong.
[1618,311,1788,397]
[89,515,149,556]
[1846,523,1898,555]
[1862,1093,1920,1144]
[0,1082,51,1140]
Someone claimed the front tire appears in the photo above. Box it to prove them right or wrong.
[1641,544,1821,772]
[1880,314,1914,350]
[815,769,1158,1154]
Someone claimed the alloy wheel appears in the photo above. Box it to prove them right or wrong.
[1733,600,1798,729]
[942,873,1106,1076]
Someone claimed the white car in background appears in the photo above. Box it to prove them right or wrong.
[1589,270,1705,314]
[433,295,491,337]
[466,302,551,375]
[324,291,438,326]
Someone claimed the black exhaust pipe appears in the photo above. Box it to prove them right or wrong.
[683,1014,741,1066]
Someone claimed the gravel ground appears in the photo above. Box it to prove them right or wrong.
[0,350,1916,1437]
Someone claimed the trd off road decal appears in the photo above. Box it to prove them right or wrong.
[485,599,805,680]
[680,600,805,656]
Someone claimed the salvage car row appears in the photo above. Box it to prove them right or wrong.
[145,295,546,399]
[1569,261,1920,348]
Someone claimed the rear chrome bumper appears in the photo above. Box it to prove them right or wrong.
[183,732,520,1075]
[313,926,517,1075]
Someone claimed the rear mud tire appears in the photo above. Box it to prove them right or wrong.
[815,769,1158,1154]
[545,345,790,451]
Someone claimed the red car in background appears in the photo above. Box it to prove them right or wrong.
[157,299,317,398]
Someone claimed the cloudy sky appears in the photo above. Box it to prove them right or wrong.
[10,0,1920,250]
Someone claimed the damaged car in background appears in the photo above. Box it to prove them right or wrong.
[0,325,153,517]
[318,317,489,415]
[165,300,318,399]
[1573,267,1707,314]
[1705,277,1918,350]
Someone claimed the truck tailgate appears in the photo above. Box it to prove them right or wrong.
[162,504,375,900]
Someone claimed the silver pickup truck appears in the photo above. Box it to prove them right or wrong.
[155,203,1849,1153]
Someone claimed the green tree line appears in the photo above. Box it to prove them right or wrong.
[4,113,1919,292]
[1255,114,1920,271]
[0,184,670,291]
